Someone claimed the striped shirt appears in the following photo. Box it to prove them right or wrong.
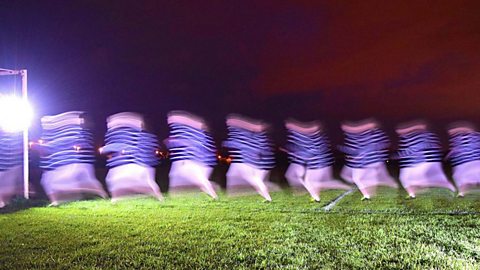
[285,129,334,169]
[448,132,480,167]
[396,131,442,168]
[103,127,159,168]
[39,121,96,170]
[223,126,275,170]
[339,128,389,168]
[0,131,23,171]
[165,123,217,167]
[395,131,443,168]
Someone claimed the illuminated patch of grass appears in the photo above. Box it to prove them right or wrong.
[0,191,479,269]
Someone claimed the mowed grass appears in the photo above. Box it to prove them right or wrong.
[1,189,479,269]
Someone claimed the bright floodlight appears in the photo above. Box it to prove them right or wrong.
[0,95,33,133]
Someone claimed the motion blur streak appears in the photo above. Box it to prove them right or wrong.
[447,122,480,196]
[165,111,218,198]
[101,112,162,201]
[224,115,274,201]
[339,119,398,199]
[284,119,350,201]
[0,131,23,208]
[395,120,455,198]
[38,111,107,206]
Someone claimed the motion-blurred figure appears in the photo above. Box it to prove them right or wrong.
[39,111,107,205]
[0,131,23,208]
[101,112,162,201]
[339,119,398,200]
[447,122,480,197]
[283,119,350,201]
[165,111,218,198]
[395,121,455,198]
[223,115,275,201]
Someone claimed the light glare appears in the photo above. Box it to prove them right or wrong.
[0,95,33,133]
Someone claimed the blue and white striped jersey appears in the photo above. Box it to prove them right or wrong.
[0,132,23,171]
[339,128,389,168]
[103,127,159,168]
[39,121,96,170]
[223,126,275,170]
[165,123,217,167]
[285,129,334,169]
[395,131,443,168]
[448,132,480,167]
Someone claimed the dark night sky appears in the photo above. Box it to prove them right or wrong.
[1,0,480,145]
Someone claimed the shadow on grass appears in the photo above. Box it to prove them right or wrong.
[0,198,49,214]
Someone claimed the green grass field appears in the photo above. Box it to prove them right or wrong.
[1,189,479,269]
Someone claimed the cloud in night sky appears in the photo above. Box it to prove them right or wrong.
[254,1,480,119]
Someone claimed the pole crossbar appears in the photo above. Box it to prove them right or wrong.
[0,68,21,76]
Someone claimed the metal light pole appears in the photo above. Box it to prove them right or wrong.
[0,68,30,199]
